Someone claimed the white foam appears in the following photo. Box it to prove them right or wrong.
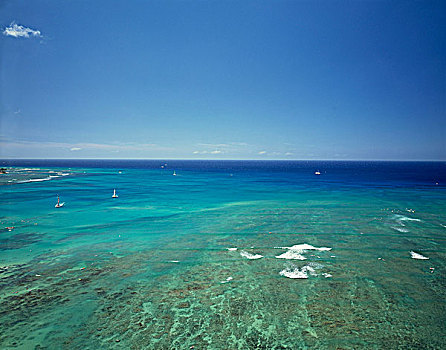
[227,247,237,251]
[392,226,409,233]
[169,260,179,263]
[16,173,68,183]
[410,251,429,260]
[307,261,324,269]
[440,224,446,228]
[17,168,40,171]
[394,214,421,222]
[18,177,52,183]
[275,250,306,260]
[285,244,332,251]
[280,268,308,279]
[275,243,332,260]
[220,277,233,284]
[279,265,317,279]
[240,251,263,260]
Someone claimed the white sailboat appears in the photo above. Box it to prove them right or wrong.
[112,189,118,198]
[173,170,177,176]
[55,195,65,208]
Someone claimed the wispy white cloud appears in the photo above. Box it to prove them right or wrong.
[257,150,294,157]
[0,139,172,153]
[193,142,249,156]
[3,22,42,38]
[192,150,224,155]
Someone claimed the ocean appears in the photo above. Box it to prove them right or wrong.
[0,160,445,349]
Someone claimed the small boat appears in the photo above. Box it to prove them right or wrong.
[55,195,65,208]
[314,171,321,175]
[173,170,177,176]
[112,189,118,198]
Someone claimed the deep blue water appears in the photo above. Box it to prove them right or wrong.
[3,159,445,185]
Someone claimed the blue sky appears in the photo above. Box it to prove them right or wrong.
[1,0,445,160]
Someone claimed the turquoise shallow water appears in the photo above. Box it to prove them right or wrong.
[0,160,445,349]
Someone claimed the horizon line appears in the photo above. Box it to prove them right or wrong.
[1,158,445,162]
